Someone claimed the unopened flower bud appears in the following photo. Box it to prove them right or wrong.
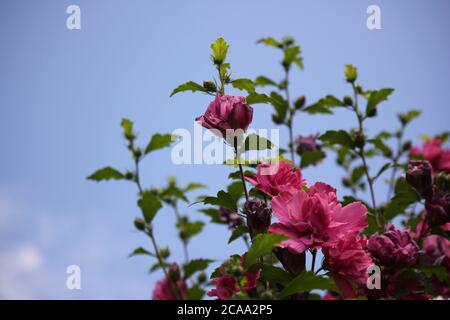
[402,141,412,152]
[295,134,321,156]
[244,199,272,238]
[159,247,170,259]
[198,271,207,284]
[168,263,181,282]
[406,160,433,200]
[260,290,274,300]
[133,148,142,160]
[230,265,244,277]
[353,131,365,149]
[425,192,450,226]
[125,171,135,180]
[366,107,377,118]
[343,96,353,106]
[203,80,217,92]
[294,96,306,110]
[134,218,146,231]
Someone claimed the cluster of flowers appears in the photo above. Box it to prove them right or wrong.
[152,89,450,300]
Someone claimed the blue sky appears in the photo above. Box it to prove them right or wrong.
[1,0,449,299]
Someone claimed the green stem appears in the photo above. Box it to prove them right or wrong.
[284,69,296,164]
[351,83,381,230]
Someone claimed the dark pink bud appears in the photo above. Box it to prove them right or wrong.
[244,199,271,237]
[294,134,321,156]
[274,247,306,276]
[425,192,450,226]
[405,160,433,200]
[368,224,419,268]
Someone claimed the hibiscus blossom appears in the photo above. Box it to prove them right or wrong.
[410,139,450,173]
[323,235,373,298]
[245,160,305,197]
[268,182,368,253]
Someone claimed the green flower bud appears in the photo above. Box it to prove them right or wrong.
[133,218,146,231]
[343,96,353,106]
[294,96,306,110]
[353,131,366,149]
[159,247,170,259]
[203,80,217,92]
[124,171,135,180]
[230,265,244,277]
[402,141,412,152]
[197,271,207,284]
[260,290,274,300]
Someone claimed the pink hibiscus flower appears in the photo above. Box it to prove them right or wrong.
[268,182,368,253]
[245,160,305,197]
[410,139,450,173]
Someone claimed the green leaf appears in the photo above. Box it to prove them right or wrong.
[260,264,293,286]
[320,130,354,149]
[170,81,209,97]
[145,133,176,155]
[246,93,272,105]
[202,190,237,212]
[300,151,325,168]
[231,78,255,94]
[87,167,124,181]
[184,183,206,192]
[211,37,229,64]
[344,64,358,82]
[137,191,162,223]
[227,181,244,202]
[270,91,289,120]
[228,226,249,244]
[303,95,345,114]
[368,138,392,157]
[254,76,277,87]
[366,88,395,116]
[385,177,420,220]
[243,134,273,151]
[187,285,205,300]
[128,247,152,257]
[351,165,366,184]
[421,265,449,284]
[198,208,225,224]
[280,272,337,297]
[183,259,214,279]
[398,109,421,126]
[245,233,288,268]
[257,37,282,48]
[372,163,391,182]
[181,220,205,239]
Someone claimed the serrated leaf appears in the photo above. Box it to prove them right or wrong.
[170,81,208,97]
[183,259,214,279]
[137,191,162,223]
[145,133,176,155]
[366,88,394,115]
[320,130,354,148]
[280,272,337,297]
[201,190,237,212]
[228,226,249,244]
[398,109,421,126]
[245,233,288,268]
[231,78,255,94]
[246,93,272,105]
[87,167,124,181]
[254,76,277,87]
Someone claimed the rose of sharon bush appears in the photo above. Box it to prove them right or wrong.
[245,160,305,197]
[195,93,253,138]
[323,235,373,298]
[410,139,450,173]
[368,224,419,269]
[269,182,368,253]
